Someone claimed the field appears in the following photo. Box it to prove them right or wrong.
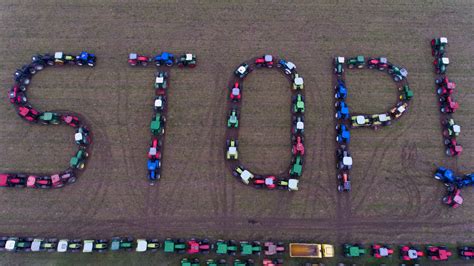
[0,0,473,265]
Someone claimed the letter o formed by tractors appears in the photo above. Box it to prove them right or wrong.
[2,52,96,189]
[225,55,305,191]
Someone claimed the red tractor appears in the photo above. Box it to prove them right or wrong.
[367,57,389,70]
[443,185,463,208]
[255,55,274,68]
[444,138,462,157]
[186,239,211,254]
[0,174,27,187]
[8,85,27,105]
[230,82,241,101]
[27,175,53,189]
[337,172,351,192]
[61,114,81,127]
[291,135,304,156]
[372,244,394,258]
[426,246,452,261]
[253,176,277,189]
[435,77,456,96]
[440,96,459,113]
[263,258,283,266]
[18,105,40,122]
[400,245,424,261]
[148,138,162,160]
[459,246,474,260]
[128,53,150,66]
[264,242,285,255]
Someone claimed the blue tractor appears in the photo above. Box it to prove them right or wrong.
[336,124,350,144]
[335,79,347,99]
[277,59,296,75]
[434,167,458,185]
[76,51,96,67]
[154,52,175,66]
[335,101,350,120]
[457,174,474,188]
[147,159,161,182]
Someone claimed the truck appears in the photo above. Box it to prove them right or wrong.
[289,243,334,258]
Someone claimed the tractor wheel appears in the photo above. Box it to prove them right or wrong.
[337,174,342,180]
[444,138,451,145]
[79,163,85,169]
[441,119,448,125]
[348,65,354,69]
[335,113,339,119]
[435,78,442,84]
[368,64,375,69]
[439,97,445,102]
[338,185,343,192]
[77,61,83,66]
[35,65,44,71]
[141,61,148,67]
[68,176,77,183]
[226,139,230,147]
[442,196,449,203]
[437,88,443,95]
[446,149,452,156]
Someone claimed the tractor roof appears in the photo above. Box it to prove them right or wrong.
[31,239,42,251]
[378,114,389,122]
[155,98,163,107]
[129,53,138,60]
[408,249,419,259]
[288,179,299,190]
[286,62,296,69]
[83,241,94,252]
[442,57,450,64]
[232,88,240,95]
[343,156,353,166]
[294,76,304,86]
[156,77,164,84]
[264,54,273,62]
[397,105,406,113]
[74,133,83,142]
[337,57,345,63]
[54,52,63,59]
[57,240,68,252]
[136,239,147,252]
[296,121,304,130]
[5,240,16,250]
[240,170,254,183]
[356,116,366,125]
[453,125,461,133]
[356,55,364,62]
[379,247,389,256]
[228,147,237,154]
[380,57,388,63]
[440,37,448,44]
[400,68,408,77]
[186,54,193,61]
[237,66,247,74]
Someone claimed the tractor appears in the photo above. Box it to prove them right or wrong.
[110,237,134,251]
[293,74,304,90]
[389,102,408,119]
[333,56,345,75]
[371,244,394,258]
[83,239,108,253]
[336,124,350,144]
[290,155,303,177]
[264,241,285,255]
[292,115,304,134]
[61,114,81,127]
[163,238,186,254]
[0,174,27,187]
[233,165,254,184]
[18,105,40,122]
[150,114,166,135]
[400,245,424,261]
[186,238,212,254]
[226,139,239,160]
[54,52,75,65]
[148,138,162,160]
[240,241,261,256]
[135,239,160,252]
[154,95,166,112]
[128,53,150,66]
[255,54,274,68]
[235,63,251,78]
[444,138,462,157]
[31,54,54,70]
[459,246,474,260]
[27,175,53,189]
[75,126,91,146]
[343,244,366,257]
[337,172,351,192]
[263,259,283,266]
[227,108,239,128]
[442,118,460,138]
[347,55,365,69]
[443,185,463,208]
[427,246,452,261]
[440,96,459,113]
[434,167,458,185]
[234,259,255,266]
[177,53,197,68]
[13,65,33,85]
[5,237,34,252]
[70,148,88,169]
[181,258,200,266]
[434,57,449,74]
[57,239,82,252]
[292,94,305,113]
[216,239,238,255]
[277,178,299,191]
[335,79,347,99]
[76,51,96,67]
[277,59,296,75]
[336,146,352,171]
[154,71,168,89]
[399,85,413,100]
[147,159,161,182]
[230,82,241,101]
[253,175,277,189]
[292,135,305,156]
[436,77,456,96]
[388,64,408,82]
[8,85,28,105]
[367,57,389,70]
[206,259,227,266]
[335,101,349,120]
[154,52,175,66]
[351,115,371,128]
[39,112,61,125]
[431,37,448,56]
[371,113,391,128]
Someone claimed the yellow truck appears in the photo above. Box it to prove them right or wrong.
[289,243,335,258]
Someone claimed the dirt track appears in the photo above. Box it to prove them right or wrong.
[0,0,473,254]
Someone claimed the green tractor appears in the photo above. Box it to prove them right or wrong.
[150,114,166,135]
[227,108,239,128]
[177,53,197,68]
[290,155,303,177]
[388,65,408,82]
[216,239,238,255]
[334,56,345,74]
[181,258,200,266]
[70,148,88,169]
[347,55,365,69]
[83,239,108,253]
[343,243,366,257]
[292,94,305,113]
[234,259,254,266]
[39,112,61,125]
[110,237,134,251]
[163,238,186,254]
[399,85,413,100]
[240,241,261,256]
[207,259,227,266]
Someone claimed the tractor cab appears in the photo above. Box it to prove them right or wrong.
[278,59,296,75]
[288,179,299,191]
[154,96,166,111]
[83,240,94,252]
[235,63,250,78]
[31,239,43,252]
[57,239,69,252]
[240,169,254,184]
[136,239,148,252]
[293,74,304,90]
